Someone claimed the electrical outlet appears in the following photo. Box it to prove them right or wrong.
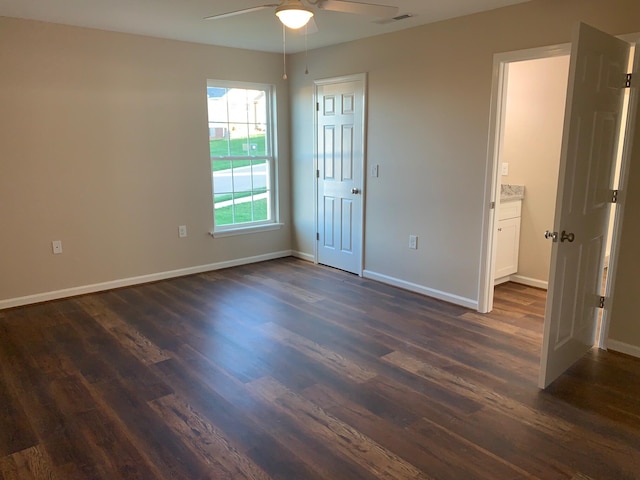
[178,225,187,238]
[501,162,509,176]
[409,235,418,250]
[52,240,63,254]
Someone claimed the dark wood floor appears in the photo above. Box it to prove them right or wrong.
[1,258,639,480]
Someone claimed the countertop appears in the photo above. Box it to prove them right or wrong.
[500,184,525,202]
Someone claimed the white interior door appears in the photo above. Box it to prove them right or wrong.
[539,23,631,388]
[316,75,366,275]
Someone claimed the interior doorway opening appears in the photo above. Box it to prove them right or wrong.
[494,54,569,291]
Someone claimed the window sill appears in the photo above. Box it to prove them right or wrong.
[210,223,284,238]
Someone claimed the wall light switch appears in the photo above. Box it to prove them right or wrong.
[52,240,63,254]
[409,235,418,250]
[371,164,379,177]
[178,225,187,238]
[501,162,509,176]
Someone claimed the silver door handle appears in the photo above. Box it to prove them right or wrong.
[351,188,361,194]
[544,230,558,242]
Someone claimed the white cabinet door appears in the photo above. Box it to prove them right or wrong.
[495,199,522,280]
[495,216,521,278]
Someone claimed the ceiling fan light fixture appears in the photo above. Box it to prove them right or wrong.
[275,4,314,29]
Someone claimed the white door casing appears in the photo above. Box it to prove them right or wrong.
[539,23,631,388]
[479,43,571,314]
[315,74,366,275]
[600,40,640,348]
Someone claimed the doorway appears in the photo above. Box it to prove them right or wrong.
[495,54,570,290]
[480,43,571,314]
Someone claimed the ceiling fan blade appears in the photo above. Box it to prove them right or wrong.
[317,0,399,18]
[204,4,279,21]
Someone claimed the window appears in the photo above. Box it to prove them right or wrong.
[207,81,277,233]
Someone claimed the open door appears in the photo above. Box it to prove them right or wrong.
[539,23,632,388]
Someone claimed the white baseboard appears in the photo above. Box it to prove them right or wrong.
[362,270,478,310]
[291,251,314,262]
[0,250,293,310]
[509,275,548,290]
[606,339,640,359]
[494,275,547,289]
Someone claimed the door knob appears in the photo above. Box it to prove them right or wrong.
[351,188,361,194]
[560,230,575,243]
[544,230,558,241]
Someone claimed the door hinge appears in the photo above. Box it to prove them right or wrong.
[316,169,320,178]
[611,189,619,203]
[316,102,320,111]
[625,73,633,88]
[316,232,320,241]
[490,201,496,210]
[599,296,606,309]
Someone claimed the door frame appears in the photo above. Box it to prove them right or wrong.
[478,43,570,313]
[313,73,368,275]
[601,37,640,347]
[479,34,640,351]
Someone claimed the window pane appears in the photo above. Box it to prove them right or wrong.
[212,162,232,195]
[214,192,264,226]
[252,160,269,193]
[231,159,253,193]
[212,159,271,227]
[252,195,268,222]
[228,123,251,156]
[249,129,267,156]
[209,123,230,157]
[213,193,233,226]
[207,88,230,122]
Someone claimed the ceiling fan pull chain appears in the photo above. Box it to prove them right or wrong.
[282,23,288,80]
[305,24,309,75]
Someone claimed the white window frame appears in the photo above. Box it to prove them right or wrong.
[207,80,281,237]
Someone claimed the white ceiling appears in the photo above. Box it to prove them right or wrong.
[0,0,531,53]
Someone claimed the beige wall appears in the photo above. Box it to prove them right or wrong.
[0,17,291,304]
[501,55,569,285]
[288,0,640,339]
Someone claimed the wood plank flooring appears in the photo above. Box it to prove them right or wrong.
[1,257,639,479]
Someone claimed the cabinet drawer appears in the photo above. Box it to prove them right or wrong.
[498,200,522,220]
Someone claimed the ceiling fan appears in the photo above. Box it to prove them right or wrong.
[205,0,400,30]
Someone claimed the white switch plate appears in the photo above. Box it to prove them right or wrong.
[371,164,379,177]
[178,225,187,238]
[409,235,418,250]
[52,240,63,254]
[501,162,509,176]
